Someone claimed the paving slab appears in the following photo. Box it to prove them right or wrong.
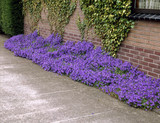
[0,35,160,123]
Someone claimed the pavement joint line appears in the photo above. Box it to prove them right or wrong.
[0,62,34,66]
[36,89,78,96]
[3,107,64,121]
[0,77,64,83]
[0,80,61,86]
[0,89,78,100]
[52,110,113,123]
[0,62,31,65]
[0,77,70,83]
[0,73,63,80]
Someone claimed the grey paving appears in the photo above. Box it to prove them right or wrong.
[0,34,160,123]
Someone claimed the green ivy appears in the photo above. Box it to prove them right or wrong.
[76,16,86,41]
[22,0,42,32]
[80,0,134,57]
[23,0,134,56]
[23,0,76,36]
[45,0,77,36]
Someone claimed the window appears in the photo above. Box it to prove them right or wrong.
[130,0,160,20]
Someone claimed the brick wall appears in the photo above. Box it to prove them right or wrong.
[24,1,101,47]
[24,2,160,78]
[118,21,160,78]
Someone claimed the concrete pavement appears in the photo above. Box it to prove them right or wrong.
[0,34,160,123]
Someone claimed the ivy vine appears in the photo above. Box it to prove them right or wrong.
[23,0,77,36]
[80,0,134,57]
[23,0,134,57]
[76,16,86,41]
[45,0,77,36]
[22,0,43,32]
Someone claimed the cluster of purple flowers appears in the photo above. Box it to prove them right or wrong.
[4,31,160,110]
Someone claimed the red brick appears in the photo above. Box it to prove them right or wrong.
[69,33,74,36]
[119,56,129,61]
[148,72,158,78]
[130,33,148,40]
[125,53,133,58]
[139,52,149,57]
[131,29,150,37]
[71,37,77,40]
[144,49,154,54]
[144,58,153,63]
[125,45,135,50]
[149,54,159,60]
[118,51,125,56]
[154,60,160,65]
[142,66,152,71]
[149,63,158,68]
[133,55,143,60]
[121,48,129,53]
[130,58,138,63]
[75,38,81,40]
[139,60,149,66]
[74,34,81,37]
[65,36,71,38]
[135,47,144,52]
[130,50,139,55]
[155,51,160,56]
[153,69,160,74]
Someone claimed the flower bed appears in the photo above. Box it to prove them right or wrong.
[4,31,160,110]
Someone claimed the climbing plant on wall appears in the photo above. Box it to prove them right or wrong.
[76,16,86,41]
[45,0,77,36]
[23,0,42,32]
[23,0,134,57]
[80,0,134,57]
[22,0,76,36]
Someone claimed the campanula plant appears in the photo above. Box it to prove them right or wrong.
[4,31,160,110]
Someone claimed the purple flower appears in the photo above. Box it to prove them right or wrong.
[4,31,160,110]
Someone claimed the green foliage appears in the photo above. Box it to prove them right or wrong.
[115,67,128,75]
[0,0,23,35]
[48,48,57,52]
[22,0,134,56]
[22,0,43,32]
[44,44,50,47]
[23,0,77,36]
[0,0,2,33]
[76,16,86,41]
[45,0,77,36]
[80,0,134,57]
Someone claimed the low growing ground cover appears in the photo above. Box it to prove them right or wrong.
[4,31,160,110]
